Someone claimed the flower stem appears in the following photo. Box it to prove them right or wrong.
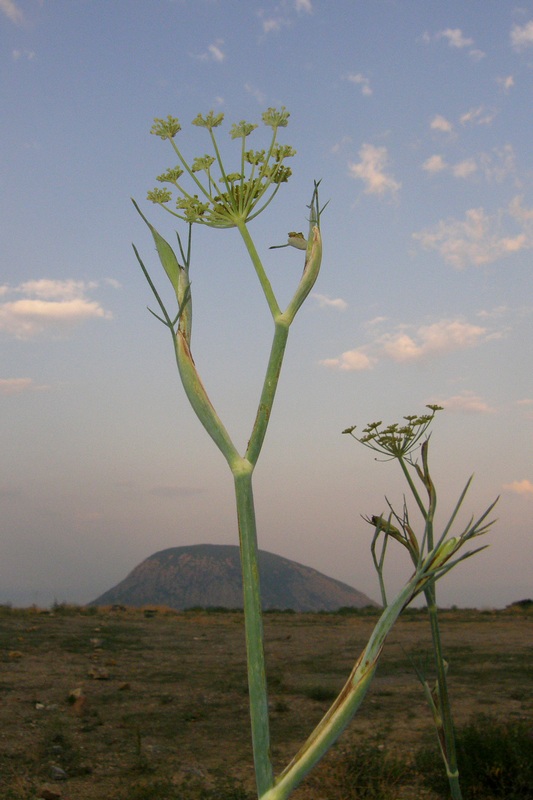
[399,452,462,800]
[237,220,281,319]
[246,320,289,466]
[233,460,274,797]
[425,585,463,799]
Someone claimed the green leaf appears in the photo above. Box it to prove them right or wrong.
[132,199,182,296]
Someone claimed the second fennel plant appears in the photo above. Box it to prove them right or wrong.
[133,108,496,800]
[344,408,498,800]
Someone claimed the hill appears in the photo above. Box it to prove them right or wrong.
[90,544,377,612]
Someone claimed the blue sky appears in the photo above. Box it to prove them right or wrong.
[1,0,532,609]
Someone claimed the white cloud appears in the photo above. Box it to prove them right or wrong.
[460,106,496,126]
[430,115,453,133]
[480,144,516,183]
[330,136,352,155]
[320,317,494,371]
[476,305,508,319]
[320,349,376,371]
[423,146,516,184]
[346,73,372,96]
[257,2,311,33]
[17,279,98,300]
[0,378,49,396]
[104,277,122,290]
[452,159,477,179]
[439,28,474,48]
[510,20,533,51]
[207,39,225,62]
[432,391,496,413]
[502,479,533,496]
[348,143,400,198]
[379,320,490,362]
[413,197,533,268]
[12,48,35,60]
[0,0,24,25]
[497,75,514,93]
[312,293,348,311]
[195,39,226,62]
[423,155,447,173]
[0,279,112,339]
[244,82,266,105]
[429,28,484,59]
[260,16,283,33]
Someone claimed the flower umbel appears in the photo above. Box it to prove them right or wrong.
[343,405,443,461]
[147,108,296,228]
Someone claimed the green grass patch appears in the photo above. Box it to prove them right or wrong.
[416,714,533,799]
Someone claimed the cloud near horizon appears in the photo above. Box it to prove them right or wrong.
[0,279,112,339]
[320,317,495,371]
[0,378,50,396]
[429,391,496,414]
[502,479,533,496]
[312,293,348,311]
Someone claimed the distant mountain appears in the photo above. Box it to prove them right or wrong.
[90,544,377,612]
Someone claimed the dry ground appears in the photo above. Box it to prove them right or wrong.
[0,605,531,799]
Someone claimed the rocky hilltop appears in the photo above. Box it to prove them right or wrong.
[90,544,377,612]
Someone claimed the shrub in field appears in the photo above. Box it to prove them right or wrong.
[416,714,533,799]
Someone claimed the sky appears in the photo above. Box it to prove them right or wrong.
[1,0,532,610]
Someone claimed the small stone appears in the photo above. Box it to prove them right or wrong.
[68,687,84,702]
[87,666,110,680]
[49,765,68,781]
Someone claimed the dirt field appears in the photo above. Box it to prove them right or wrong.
[1,604,531,799]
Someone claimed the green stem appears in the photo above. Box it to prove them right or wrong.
[400,452,462,800]
[237,220,281,319]
[246,320,289,466]
[168,137,212,201]
[398,457,427,522]
[424,587,462,800]
[233,461,274,797]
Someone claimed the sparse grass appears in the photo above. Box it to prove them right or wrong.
[416,714,533,799]
[0,607,531,799]
[310,742,408,800]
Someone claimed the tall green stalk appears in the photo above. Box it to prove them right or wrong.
[398,451,462,799]
[134,110,497,799]
[344,411,498,800]
[234,462,273,795]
